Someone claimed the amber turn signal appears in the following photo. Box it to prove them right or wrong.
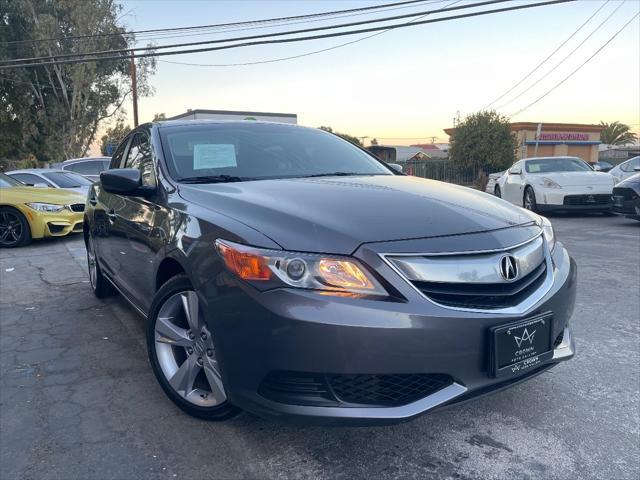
[217,241,272,281]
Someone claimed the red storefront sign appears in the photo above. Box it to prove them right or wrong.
[538,133,589,141]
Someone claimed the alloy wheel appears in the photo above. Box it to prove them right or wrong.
[87,236,98,289]
[0,211,23,246]
[154,291,227,407]
[524,189,535,210]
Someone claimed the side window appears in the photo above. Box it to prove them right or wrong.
[110,139,130,169]
[10,173,53,186]
[124,132,156,188]
[66,161,104,175]
[622,157,640,172]
[509,162,522,174]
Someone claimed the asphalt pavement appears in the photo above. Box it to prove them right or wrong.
[1,214,638,480]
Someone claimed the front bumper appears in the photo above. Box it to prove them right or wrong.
[536,186,612,212]
[201,243,577,425]
[25,208,84,239]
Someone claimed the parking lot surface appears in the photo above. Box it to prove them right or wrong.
[1,214,638,480]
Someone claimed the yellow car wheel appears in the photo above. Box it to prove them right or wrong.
[0,207,32,248]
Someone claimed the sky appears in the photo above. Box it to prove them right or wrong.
[115,0,640,146]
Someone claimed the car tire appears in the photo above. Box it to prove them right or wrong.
[146,274,240,421]
[523,186,538,213]
[86,234,117,298]
[494,185,501,198]
[0,207,31,248]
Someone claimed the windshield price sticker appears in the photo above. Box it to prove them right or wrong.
[193,144,237,170]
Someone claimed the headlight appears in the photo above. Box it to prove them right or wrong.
[541,177,562,189]
[215,239,387,296]
[538,216,556,252]
[26,202,64,212]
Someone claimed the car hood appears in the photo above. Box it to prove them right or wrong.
[0,186,85,205]
[535,171,614,187]
[178,175,538,254]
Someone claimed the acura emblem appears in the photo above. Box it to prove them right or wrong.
[499,255,518,281]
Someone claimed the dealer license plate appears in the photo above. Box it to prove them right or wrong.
[490,314,554,379]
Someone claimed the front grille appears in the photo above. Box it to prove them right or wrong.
[259,371,453,407]
[412,261,547,310]
[68,203,85,212]
[563,194,611,205]
[328,373,453,407]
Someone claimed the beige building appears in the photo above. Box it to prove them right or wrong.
[445,122,603,164]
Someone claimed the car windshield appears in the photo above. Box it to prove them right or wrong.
[42,171,93,187]
[525,157,591,173]
[0,173,22,188]
[160,123,392,182]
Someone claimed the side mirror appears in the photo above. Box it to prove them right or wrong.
[634,166,640,172]
[388,163,403,173]
[100,169,152,196]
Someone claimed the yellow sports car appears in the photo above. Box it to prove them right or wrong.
[0,172,86,247]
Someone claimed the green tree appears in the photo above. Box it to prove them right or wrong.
[370,138,378,146]
[0,0,156,166]
[599,121,638,146]
[99,120,131,155]
[449,110,517,177]
[319,126,363,147]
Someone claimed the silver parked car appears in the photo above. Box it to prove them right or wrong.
[608,156,640,183]
[52,156,112,182]
[6,169,93,196]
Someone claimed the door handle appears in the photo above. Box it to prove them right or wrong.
[107,209,117,221]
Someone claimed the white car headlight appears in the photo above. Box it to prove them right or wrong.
[541,177,562,189]
[538,216,556,252]
[26,202,65,212]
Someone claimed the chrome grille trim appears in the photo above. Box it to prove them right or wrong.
[380,231,555,315]
[387,236,544,285]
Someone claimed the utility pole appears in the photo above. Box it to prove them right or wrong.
[130,52,139,127]
[429,136,437,144]
[359,136,369,146]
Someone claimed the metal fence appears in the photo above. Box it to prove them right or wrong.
[401,159,479,188]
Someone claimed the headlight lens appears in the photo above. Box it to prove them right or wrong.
[538,216,556,252]
[215,239,386,296]
[541,177,562,189]
[26,202,64,212]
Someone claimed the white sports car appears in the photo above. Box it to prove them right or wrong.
[495,156,615,213]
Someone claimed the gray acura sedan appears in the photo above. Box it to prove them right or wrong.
[85,120,576,424]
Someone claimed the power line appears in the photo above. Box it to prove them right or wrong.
[495,0,626,110]
[509,12,639,118]
[4,0,510,64]
[482,0,610,110]
[0,0,574,70]
[160,0,458,67]
[1,0,427,46]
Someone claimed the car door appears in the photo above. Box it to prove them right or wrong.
[110,130,160,310]
[93,137,131,278]
[502,161,524,204]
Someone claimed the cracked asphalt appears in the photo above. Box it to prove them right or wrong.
[1,214,638,480]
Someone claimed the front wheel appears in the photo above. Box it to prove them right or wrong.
[523,187,538,213]
[0,207,31,248]
[147,275,240,421]
[494,185,501,198]
[87,234,116,298]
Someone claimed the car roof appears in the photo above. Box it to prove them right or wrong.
[152,119,309,130]
[7,168,69,174]
[522,156,583,161]
[61,157,111,164]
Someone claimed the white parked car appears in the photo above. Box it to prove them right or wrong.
[6,168,93,196]
[608,156,640,183]
[485,171,505,195]
[51,156,112,182]
[495,156,615,213]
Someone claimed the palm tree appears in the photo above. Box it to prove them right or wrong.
[599,121,638,146]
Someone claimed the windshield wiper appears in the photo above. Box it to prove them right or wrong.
[299,172,374,178]
[178,175,252,184]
